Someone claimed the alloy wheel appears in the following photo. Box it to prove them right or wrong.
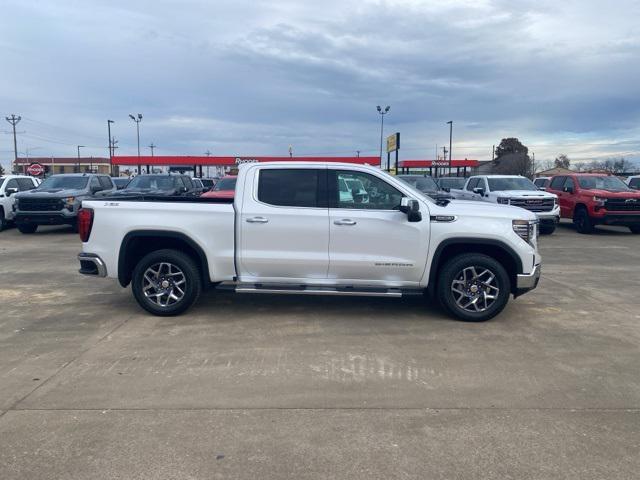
[142,262,187,307]
[451,266,500,313]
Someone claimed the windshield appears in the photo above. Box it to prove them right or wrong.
[126,176,176,190]
[38,176,88,190]
[438,177,466,189]
[214,177,237,191]
[398,176,438,191]
[487,177,538,191]
[578,176,630,192]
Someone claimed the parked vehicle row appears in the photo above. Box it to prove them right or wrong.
[1,173,231,233]
[396,175,452,203]
[450,175,560,234]
[77,162,542,322]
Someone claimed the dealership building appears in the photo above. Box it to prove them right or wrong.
[15,157,113,175]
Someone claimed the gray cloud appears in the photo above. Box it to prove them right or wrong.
[1,0,639,170]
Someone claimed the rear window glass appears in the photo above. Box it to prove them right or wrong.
[258,169,319,207]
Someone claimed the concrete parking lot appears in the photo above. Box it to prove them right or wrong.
[0,221,639,479]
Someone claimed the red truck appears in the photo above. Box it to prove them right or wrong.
[546,173,640,234]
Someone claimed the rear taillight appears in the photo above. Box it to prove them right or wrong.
[78,208,94,242]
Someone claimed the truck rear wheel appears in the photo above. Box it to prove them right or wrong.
[437,253,511,322]
[131,249,202,316]
[17,223,38,234]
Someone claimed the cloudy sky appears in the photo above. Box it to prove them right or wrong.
[2,0,639,171]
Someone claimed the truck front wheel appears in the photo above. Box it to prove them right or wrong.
[131,249,202,316]
[437,253,511,322]
[17,223,38,234]
[573,208,594,234]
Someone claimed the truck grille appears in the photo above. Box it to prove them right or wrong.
[604,198,640,211]
[509,198,555,212]
[18,198,64,212]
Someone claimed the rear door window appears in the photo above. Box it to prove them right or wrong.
[258,169,322,208]
[98,176,113,190]
[549,176,566,190]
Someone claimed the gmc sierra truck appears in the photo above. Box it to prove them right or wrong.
[77,162,541,322]
[450,175,560,234]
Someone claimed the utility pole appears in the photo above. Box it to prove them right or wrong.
[356,150,360,158]
[5,114,21,173]
[288,145,293,158]
[149,143,156,156]
[492,144,495,161]
[107,120,114,176]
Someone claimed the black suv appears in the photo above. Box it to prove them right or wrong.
[14,173,116,233]
[107,174,201,197]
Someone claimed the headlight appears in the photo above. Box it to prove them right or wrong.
[497,197,510,205]
[64,196,75,209]
[593,196,606,206]
[513,219,538,245]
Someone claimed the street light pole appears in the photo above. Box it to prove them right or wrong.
[129,113,143,174]
[447,120,453,176]
[77,145,85,173]
[107,120,114,176]
[376,105,390,170]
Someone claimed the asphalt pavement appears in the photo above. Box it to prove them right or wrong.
[1,221,639,479]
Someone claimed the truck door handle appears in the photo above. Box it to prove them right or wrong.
[334,219,357,226]
[246,216,269,224]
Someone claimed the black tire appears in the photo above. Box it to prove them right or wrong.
[629,226,640,234]
[131,249,202,316]
[573,207,594,234]
[437,253,511,322]
[17,223,38,234]
[539,224,556,235]
[0,208,6,232]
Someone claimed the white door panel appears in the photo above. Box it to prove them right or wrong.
[240,207,329,278]
[328,209,428,284]
[238,167,329,280]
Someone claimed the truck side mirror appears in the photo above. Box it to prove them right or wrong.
[473,187,485,196]
[400,197,422,222]
[563,186,574,194]
[5,187,18,196]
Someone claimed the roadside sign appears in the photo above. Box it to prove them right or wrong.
[26,163,45,176]
[386,132,400,153]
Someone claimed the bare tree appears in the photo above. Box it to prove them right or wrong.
[554,154,570,169]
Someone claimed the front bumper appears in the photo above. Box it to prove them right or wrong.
[78,253,107,277]
[515,263,541,296]
[535,206,560,225]
[15,211,76,226]
[593,213,640,226]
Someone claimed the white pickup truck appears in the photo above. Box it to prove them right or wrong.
[77,162,541,322]
[450,175,560,234]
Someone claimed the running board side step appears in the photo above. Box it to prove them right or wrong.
[234,285,421,297]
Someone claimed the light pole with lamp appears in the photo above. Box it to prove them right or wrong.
[376,105,390,170]
[447,120,453,176]
[129,113,143,174]
[76,145,85,173]
[107,120,115,176]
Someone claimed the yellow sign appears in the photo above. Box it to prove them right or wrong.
[386,132,400,153]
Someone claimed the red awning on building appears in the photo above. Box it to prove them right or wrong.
[112,155,381,166]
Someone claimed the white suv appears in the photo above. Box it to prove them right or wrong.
[0,175,39,231]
